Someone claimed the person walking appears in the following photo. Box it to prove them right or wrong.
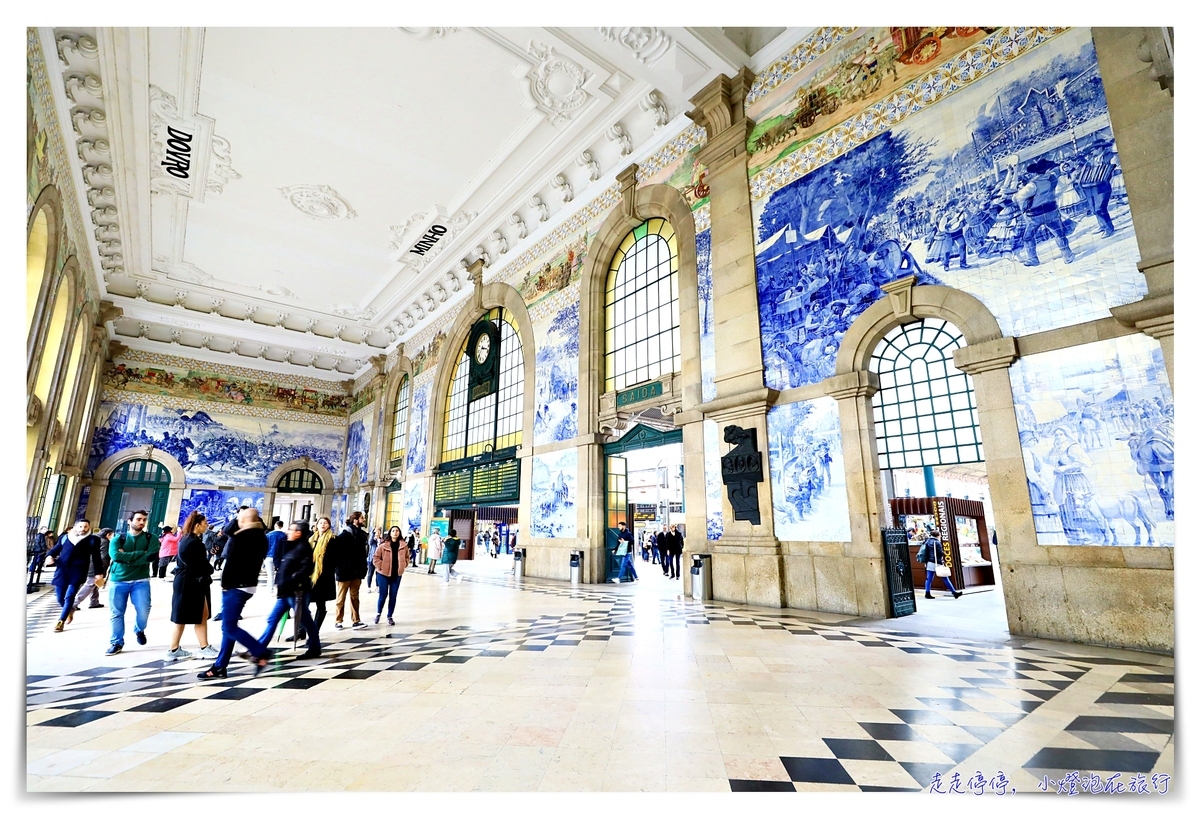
[198,508,271,679]
[917,534,962,600]
[27,527,50,592]
[47,520,104,632]
[305,517,337,639]
[366,526,381,588]
[73,527,113,611]
[333,511,368,630]
[106,510,159,656]
[648,528,661,567]
[658,524,671,576]
[427,528,444,575]
[665,524,684,580]
[439,528,462,583]
[373,526,409,625]
[406,527,419,568]
[157,525,180,579]
[265,520,286,593]
[166,511,218,661]
[615,521,637,583]
[257,520,320,660]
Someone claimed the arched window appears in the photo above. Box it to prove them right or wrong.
[604,217,680,392]
[111,459,171,483]
[389,375,410,468]
[870,318,983,469]
[441,307,523,463]
[27,209,49,344]
[277,468,324,493]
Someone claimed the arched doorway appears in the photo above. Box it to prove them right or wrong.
[99,459,172,533]
[272,467,325,526]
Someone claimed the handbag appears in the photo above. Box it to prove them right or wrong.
[935,564,952,578]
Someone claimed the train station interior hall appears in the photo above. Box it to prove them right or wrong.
[23,26,1175,794]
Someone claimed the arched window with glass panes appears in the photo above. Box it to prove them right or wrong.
[869,318,983,469]
[604,217,680,392]
[389,375,410,470]
[441,307,524,464]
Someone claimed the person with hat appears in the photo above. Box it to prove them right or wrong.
[1074,140,1118,238]
[1014,156,1075,266]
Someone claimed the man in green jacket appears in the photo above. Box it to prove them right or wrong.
[106,509,160,655]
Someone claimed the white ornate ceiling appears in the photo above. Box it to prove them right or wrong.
[38,26,808,380]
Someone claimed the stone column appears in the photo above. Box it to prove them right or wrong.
[680,419,707,598]
[1093,28,1174,388]
[687,69,785,607]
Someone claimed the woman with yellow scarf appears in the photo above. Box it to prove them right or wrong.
[297,516,337,642]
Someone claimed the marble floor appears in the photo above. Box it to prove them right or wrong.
[25,556,1174,794]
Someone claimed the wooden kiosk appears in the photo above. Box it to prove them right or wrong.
[890,496,995,592]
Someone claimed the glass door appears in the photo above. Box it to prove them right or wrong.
[604,456,627,582]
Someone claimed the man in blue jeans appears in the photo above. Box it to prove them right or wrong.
[257,520,320,659]
[106,510,159,655]
[615,521,637,583]
[198,508,271,679]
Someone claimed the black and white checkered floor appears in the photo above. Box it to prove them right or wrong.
[26,567,1174,792]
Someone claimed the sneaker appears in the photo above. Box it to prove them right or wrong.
[387,617,395,626]
[106,643,123,656]
[351,622,367,630]
[197,645,220,660]
[166,647,192,661]
[54,620,64,632]
[334,622,344,630]
[374,614,380,624]
[87,603,104,609]
[135,630,147,646]
[65,610,74,625]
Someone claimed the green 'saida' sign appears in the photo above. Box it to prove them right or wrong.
[616,380,663,408]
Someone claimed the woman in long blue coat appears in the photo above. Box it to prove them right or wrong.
[47,520,104,631]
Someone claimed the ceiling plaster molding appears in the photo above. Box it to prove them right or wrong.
[42,28,125,287]
[523,42,592,126]
[639,90,670,129]
[279,183,358,220]
[393,209,477,272]
[597,27,673,66]
[147,83,241,200]
[110,335,361,382]
[394,28,460,40]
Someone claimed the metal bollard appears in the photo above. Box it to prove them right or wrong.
[690,554,712,601]
[569,550,583,584]
[513,548,526,579]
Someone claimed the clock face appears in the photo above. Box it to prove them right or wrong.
[474,333,491,364]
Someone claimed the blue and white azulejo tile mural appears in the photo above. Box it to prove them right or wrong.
[767,397,851,542]
[179,490,265,528]
[533,296,580,446]
[406,380,431,475]
[403,479,424,536]
[1011,334,1173,547]
[753,28,1144,390]
[696,230,717,404]
[346,412,372,485]
[88,401,345,486]
[530,449,577,539]
[703,419,724,540]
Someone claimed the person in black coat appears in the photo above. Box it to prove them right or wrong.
[257,519,321,659]
[167,511,218,661]
[664,524,685,580]
[304,516,337,637]
[47,520,104,631]
[332,511,368,630]
[198,508,270,679]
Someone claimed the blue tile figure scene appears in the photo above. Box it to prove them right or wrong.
[406,381,431,475]
[754,28,1145,391]
[696,230,717,403]
[346,414,372,484]
[88,401,345,486]
[533,298,580,446]
[1011,334,1173,547]
[179,490,265,528]
[767,398,851,542]
[403,479,424,536]
[530,449,577,539]
[704,419,724,541]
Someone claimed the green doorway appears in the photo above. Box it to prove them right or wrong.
[602,424,683,582]
[99,459,170,532]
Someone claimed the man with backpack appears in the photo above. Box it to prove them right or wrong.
[105,510,160,656]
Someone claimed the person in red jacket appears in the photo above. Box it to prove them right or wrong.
[157,525,181,579]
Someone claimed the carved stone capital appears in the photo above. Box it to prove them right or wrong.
[696,387,779,425]
[953,337,1019,376]
[368,354,388,375]
[340,378,356,395]
[1111,294,1174,340]
[98,299,123,324]
[825,370,880,400]
[688,68,755,169]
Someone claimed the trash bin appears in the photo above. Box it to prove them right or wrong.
[690,554,712,601]
[569,550,583,584]
[513,547,526,579]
